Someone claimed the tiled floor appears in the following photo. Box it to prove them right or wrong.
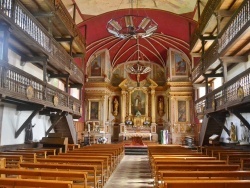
[104,155,154,188]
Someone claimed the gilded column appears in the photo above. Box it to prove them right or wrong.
[121,90,126,122]
[151,89,156,123]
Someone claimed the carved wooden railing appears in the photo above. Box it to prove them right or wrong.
[52,0,85,51]
[0,0,83,83]
[219,0,250,54]
[190,0,221,50]
[195,68,250,114]
[192,59,202,82]
[0,64,82,116]
[191,0,249,81]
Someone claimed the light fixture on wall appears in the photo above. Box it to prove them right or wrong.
[106,0,158,39]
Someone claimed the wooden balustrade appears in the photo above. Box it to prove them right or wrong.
[0,64,81,115]
[0,0,84,83]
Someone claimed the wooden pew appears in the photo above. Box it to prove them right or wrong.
[7,149,47,158]
[0,154,23,168]
[18,148,57,155]
[154,164,240,186]
[19,163,98,188]
[51,154,111,179]
[159,171,250,188]
[36,158,104,188]
[163,179,250,188]
[0,178,72,188]
[0,168,87,188]
[240,158,250,170]
[0,157,6,169]
[226,154,250,164]
[48,155,110,183]
[0,152,37,163]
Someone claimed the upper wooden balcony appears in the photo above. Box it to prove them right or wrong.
[195,67,250,116]
[19,0,85,55]
[0,0,84,84]
[191,0,250,84]
[0,63,82,118]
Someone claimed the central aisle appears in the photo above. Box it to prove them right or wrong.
[104,155,154,188]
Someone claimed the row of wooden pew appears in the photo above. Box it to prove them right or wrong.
[0,143,124,188]
[148,145,250,188]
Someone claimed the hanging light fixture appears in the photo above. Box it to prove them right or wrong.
[106,0,158,39]
[126,39,152,86]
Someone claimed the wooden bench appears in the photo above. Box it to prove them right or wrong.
[0,154,23,168]
[0,152,37,163]
[7,149,47,158]
[36,158,104,188]
[163,179,250,188]
[52,154,112,178]
[0,168,88,188]
[158,171,250,188]
[240,158,250,170]
[48,155,110,183]
[0,177,72,188]
[18,148,57,156]
[19,162,98,188]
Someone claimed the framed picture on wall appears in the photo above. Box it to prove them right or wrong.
[170,50,189,77]
[90,55,102,77]
[177,100,186,122]
[89,101,99,120]
[131,90,146,116]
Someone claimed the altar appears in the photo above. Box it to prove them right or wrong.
[123,132,152,141]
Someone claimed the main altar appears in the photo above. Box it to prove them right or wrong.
[117,79,159,142]
[84,48,196,145]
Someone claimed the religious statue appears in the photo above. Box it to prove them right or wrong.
[240,122,250,145]
[229,122,237,142]
[25,122,36,143]
[113,98,119,116]
[158,97,164,116]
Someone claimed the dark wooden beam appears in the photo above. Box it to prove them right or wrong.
[200,35,217,41]
[17,104,44,111]
[220,56,248,63]
[69,83,83,89]
[231,111,250,130]
[55,38,73,42]
[203,73,223,78]
[15,108,42,138]
[211,115,229,136]
[45,112,66,136]
[48,73,70,79]
[73,53,84,58]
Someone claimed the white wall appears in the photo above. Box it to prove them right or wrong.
[227,55,250,81]
[0,103,52,145]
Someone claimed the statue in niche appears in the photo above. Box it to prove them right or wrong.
[113,98,119,116]
[240,122,250,145]
[158,97,164,116]
[25,122,35,143]
[229,122,237,142]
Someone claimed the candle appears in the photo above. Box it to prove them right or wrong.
[88,123,90,132]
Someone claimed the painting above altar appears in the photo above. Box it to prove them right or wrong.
[131,90,146,116]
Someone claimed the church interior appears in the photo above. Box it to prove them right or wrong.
[0,0,250,187]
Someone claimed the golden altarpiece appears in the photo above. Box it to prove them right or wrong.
[84,49,196,144]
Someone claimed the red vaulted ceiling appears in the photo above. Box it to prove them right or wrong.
[78,9,197,70]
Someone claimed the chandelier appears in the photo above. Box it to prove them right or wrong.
[107,15,158,39]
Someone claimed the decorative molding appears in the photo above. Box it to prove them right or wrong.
[26,85,34,100]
